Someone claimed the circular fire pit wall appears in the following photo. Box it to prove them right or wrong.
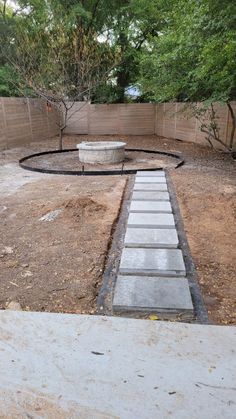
[77,141,126,164]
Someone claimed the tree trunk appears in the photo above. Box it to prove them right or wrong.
[227,102,236,151]
[59,128,63,150]
[115,30,130,103]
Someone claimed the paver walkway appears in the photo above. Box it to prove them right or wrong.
[113,170,194,319]
[0,311,235,419]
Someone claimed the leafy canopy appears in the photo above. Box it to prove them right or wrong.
[139,0,236,104]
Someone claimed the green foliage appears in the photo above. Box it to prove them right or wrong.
[1,0,235,109]
[139,0,236,104]
[0,65,20,96]
[0,0,120,101]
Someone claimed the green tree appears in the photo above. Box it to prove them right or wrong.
[1,0,119,148]
[102,0,163,103]
[139,0,236,151]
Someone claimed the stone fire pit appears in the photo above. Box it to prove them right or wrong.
[77,141,126,164]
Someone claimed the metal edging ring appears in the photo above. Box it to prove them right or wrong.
[19,147,184,175]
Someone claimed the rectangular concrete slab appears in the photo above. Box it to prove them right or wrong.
[113,276,194,317]
[130,201,172,213]
[127,212,175,228]
[132,191,170,201]
[134,183,168,191]
[119,248,186,276]
[0,311,235,419]
[135,176,167,183]
[124,228,179,248]
[136,170,165,177]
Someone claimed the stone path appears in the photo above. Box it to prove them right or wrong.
[113,170,194,319]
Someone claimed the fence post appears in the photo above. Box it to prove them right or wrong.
[1,98,8,149]
[27,97,34,143]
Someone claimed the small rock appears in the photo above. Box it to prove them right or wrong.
[3,246,14,255]
[6,301,22,311]
[40,209,62,222]
[21,263,29,268]
[0,206,7,214]
[21,270,33,278]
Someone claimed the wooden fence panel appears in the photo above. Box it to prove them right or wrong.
[65,102,88,134]
[155,102,236,150]
[89,104,119,135]
[3,97,32,147]
[119,103,155,135]
[0,97,60,150]
[175,103,196,143]
[29,99,50,142]
[162,103,177,139]
[155,103,164,136]
[65,103,155,135]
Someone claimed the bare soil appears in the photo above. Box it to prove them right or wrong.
[0,155,126,314]
[1,134,236,324]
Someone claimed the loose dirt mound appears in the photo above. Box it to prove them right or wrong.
[62,197,106,220]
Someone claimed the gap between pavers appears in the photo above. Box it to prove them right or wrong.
[124,228,179,248]
[132,191,170,201]
[129,201,172,213]
[113,275,194,319]
[127,212,175,228]
[134,183,168,191]
[119,248,186,277]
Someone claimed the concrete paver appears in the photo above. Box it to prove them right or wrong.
[124,227,179,248]
[132,191,170,201]
[127,212,175,228]
[135,177,167,183]
[113,275,194,317]
[134,183,168,191]
[119,248,186,276]
[136,170,165,177]
[130,201,172,213]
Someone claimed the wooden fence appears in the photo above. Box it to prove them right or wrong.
[1,99,236,150]
[155,102,236,149]
[0,97,59,150]
[65,101,236,149]
[65,103,156,136]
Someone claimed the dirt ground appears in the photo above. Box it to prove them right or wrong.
[0,156,126,314]
[0,134,236,324]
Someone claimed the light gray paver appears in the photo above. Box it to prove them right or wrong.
[132,191,170,201]
[0,311,235,418]
[119,248,186,276]
[127,212,175,228]
[129,201,172,213]
[134,183,168,191]
[136,170,165,177]
[135,176,166,183]
[124,228,179,248]
[113,276,194,316]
